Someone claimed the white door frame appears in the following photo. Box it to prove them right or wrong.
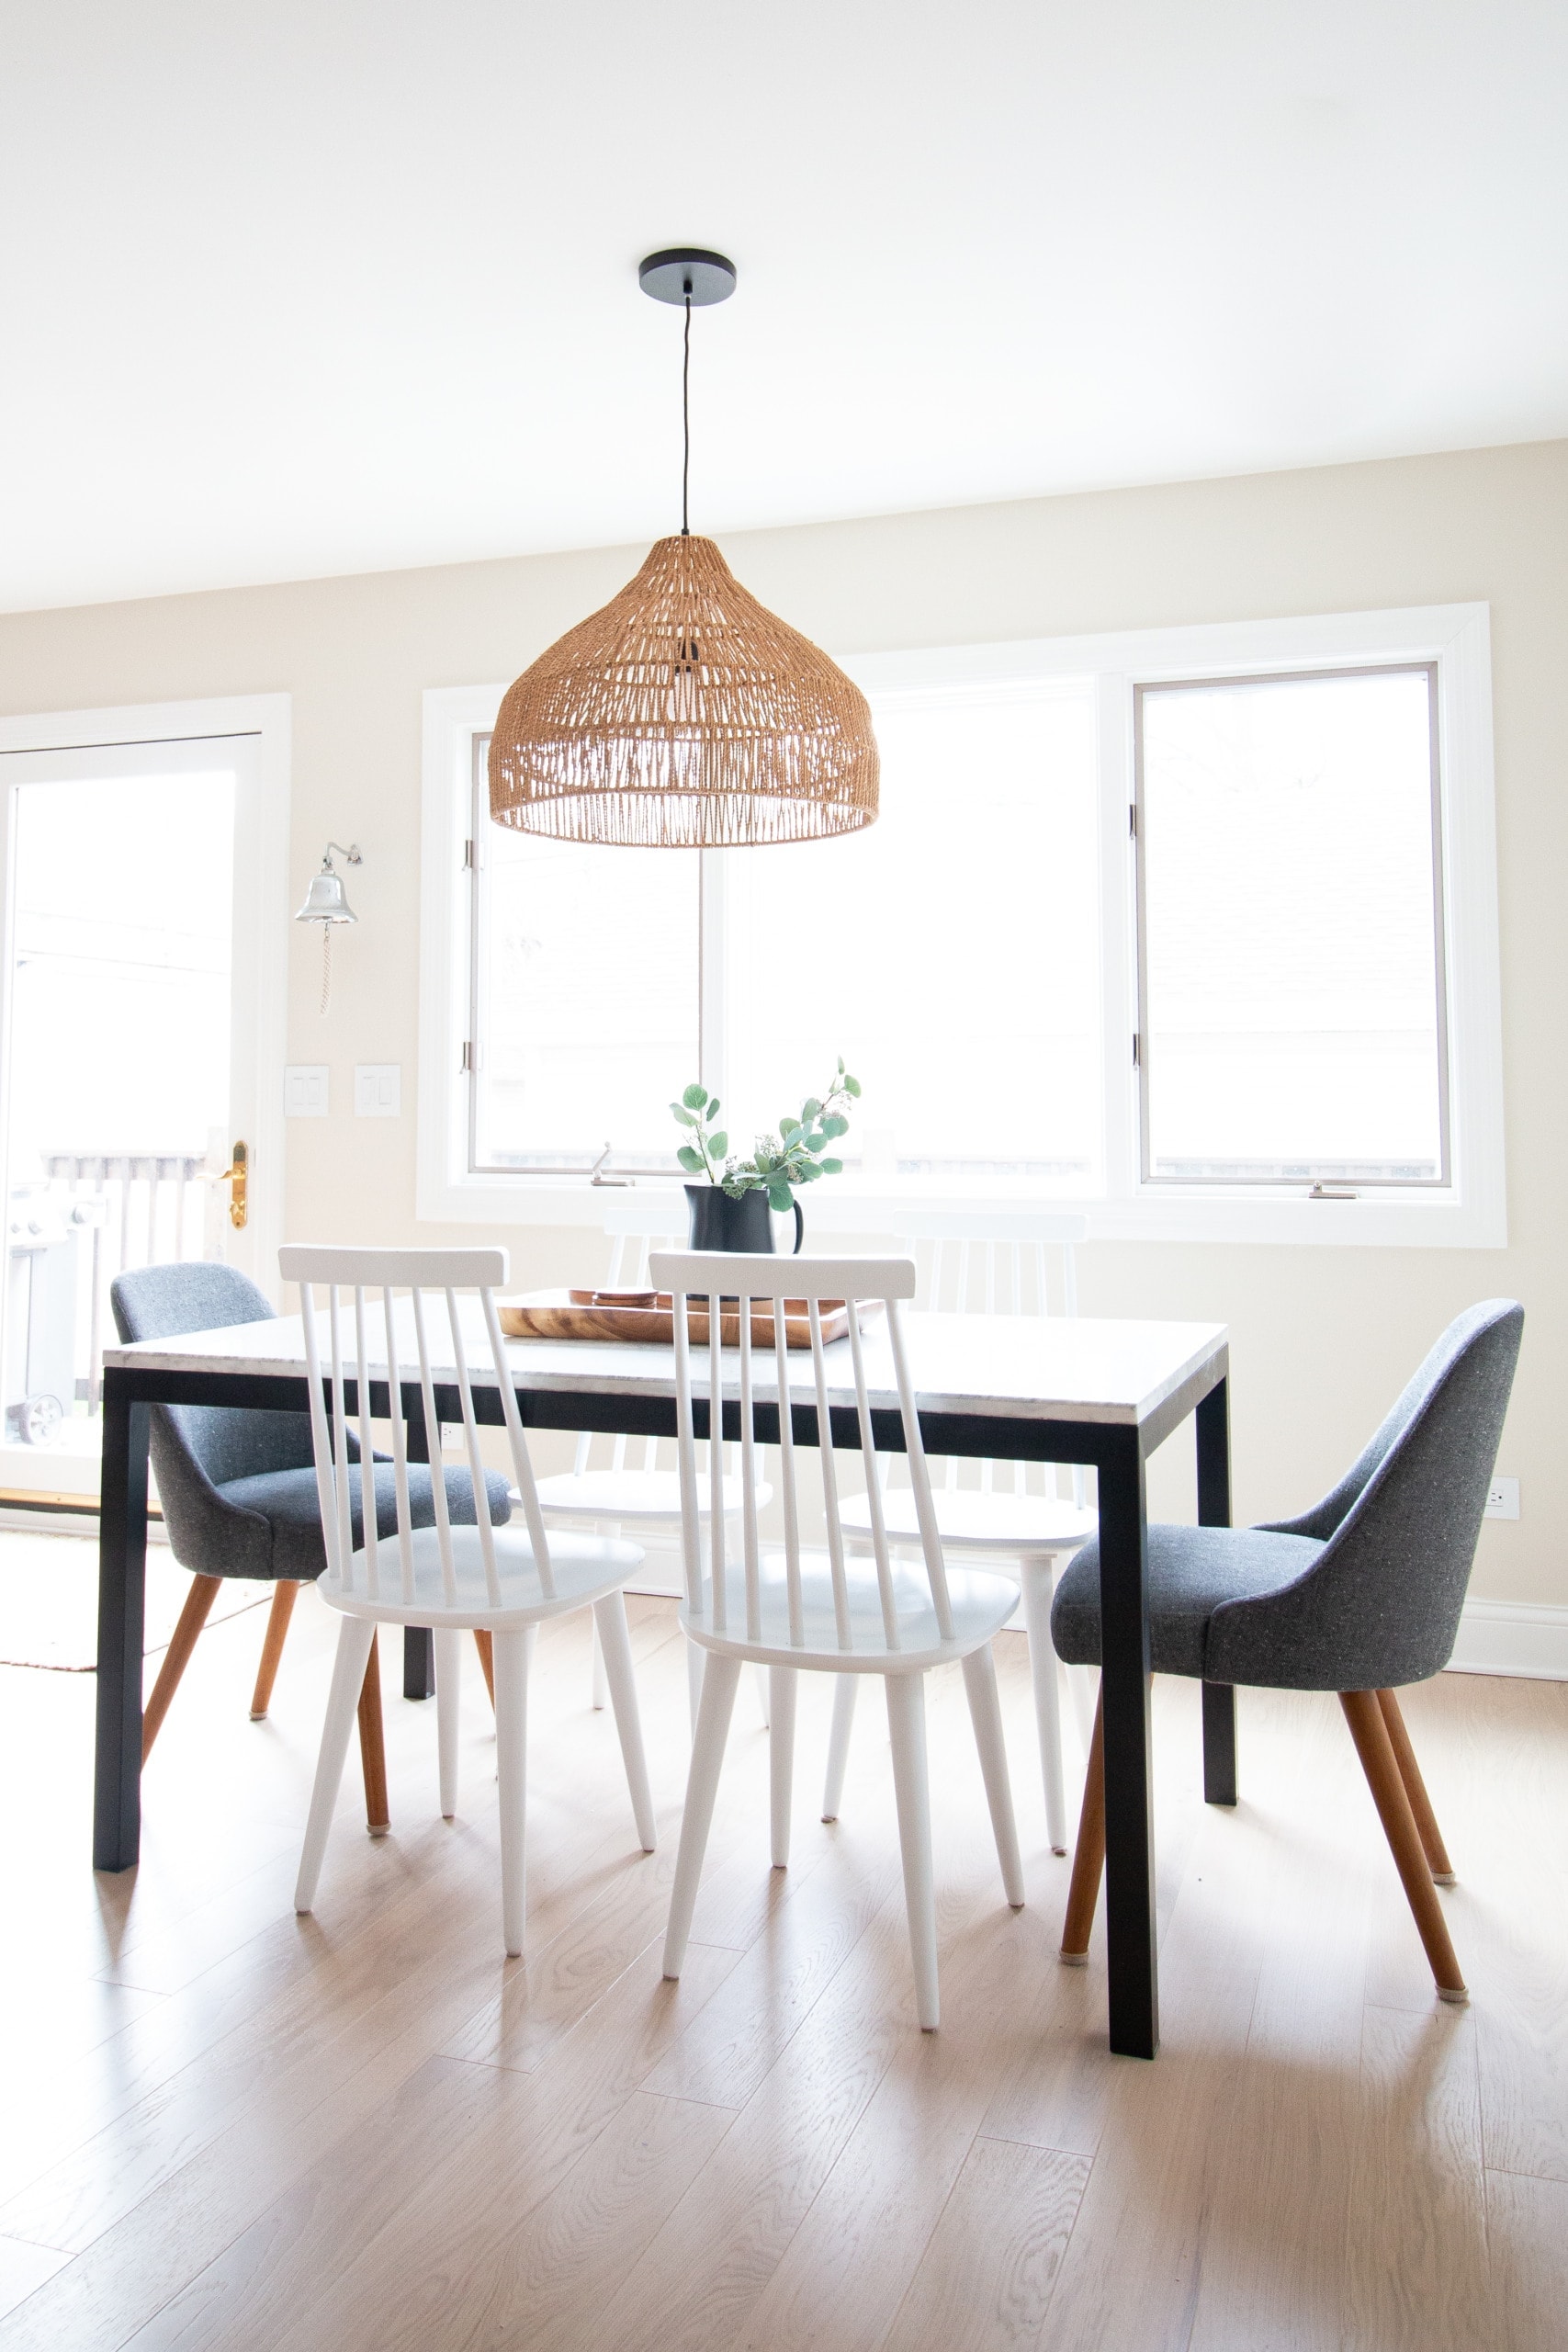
[0,695,290,1487]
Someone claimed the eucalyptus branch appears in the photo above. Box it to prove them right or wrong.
[671,1057,862,1210]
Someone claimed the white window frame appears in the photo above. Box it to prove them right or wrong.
[418,600,1503,1245]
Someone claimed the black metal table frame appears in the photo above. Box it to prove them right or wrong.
[94,1351,1231,2061]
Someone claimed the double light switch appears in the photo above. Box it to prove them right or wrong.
[285,1064,401,1117]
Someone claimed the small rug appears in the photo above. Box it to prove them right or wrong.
[0,1529,269,1671]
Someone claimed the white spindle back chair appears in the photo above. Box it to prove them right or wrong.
[650,1250,1024,2031]
[829,1212,1095,1852]
[281,1244,655,1956]
[535,1198,772,1728]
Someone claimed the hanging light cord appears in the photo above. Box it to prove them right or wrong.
[682,291,692,536]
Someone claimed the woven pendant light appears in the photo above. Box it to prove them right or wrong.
[489,249,878,849]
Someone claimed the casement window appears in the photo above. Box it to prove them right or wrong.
[1134,663,1450,1189]
[420,601,1502,1244]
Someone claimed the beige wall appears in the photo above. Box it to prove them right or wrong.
[2,439,1563,1608]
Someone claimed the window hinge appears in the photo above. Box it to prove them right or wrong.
[463,838,477,869]
[1133,1033,1141,1068]
[1129,804,1138,838]
[461,1040,483,1074]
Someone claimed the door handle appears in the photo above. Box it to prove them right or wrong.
[215,1141,248,1229]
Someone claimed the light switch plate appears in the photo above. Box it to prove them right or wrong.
[285,1065,330,1117]
[355,1064,401,1118]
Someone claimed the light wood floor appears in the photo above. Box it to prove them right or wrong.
[1,1557,1566,2350]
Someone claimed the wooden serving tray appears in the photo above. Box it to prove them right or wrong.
[496,1289,878,1350]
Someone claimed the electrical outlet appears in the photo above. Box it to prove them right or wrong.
[1484,1476,1520,1521]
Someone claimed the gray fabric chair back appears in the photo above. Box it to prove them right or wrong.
[110,1261,316,1487]
[1208,1299,1523,1690]
[111,1262,322,1578]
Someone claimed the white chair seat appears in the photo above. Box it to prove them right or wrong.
[535,1467,772,1524]
[682,1552,1019,1674]
[839,1485,1096,1555]
[318,1525,644,1631]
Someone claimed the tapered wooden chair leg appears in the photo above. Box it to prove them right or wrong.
[1021,1557,1069,1853]
[768,1665,797,1869]
[1376,1689,1455,1882]
[434,1629,463,1820]
[822,1673,858,1821]
[141,1573,221,1760]
[472,1627,496,1710]
[1340,1690,1466,2001]
[249,1580,301,1720]
[592,1592,657,1852]
[886,1670,941,2030]
[1060,1684,1105,1964]
[961,1643,1026,1908]
[664,1652,741,1981]
[296,1617,378,1912]
[493,1627,535,1957]
[356,1633,390,1837]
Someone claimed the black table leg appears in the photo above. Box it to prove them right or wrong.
[1196,1377,1237,1806]
[401,1388,434,1700]
[94,1380,150,1871]
[1098,1425,1157,2059]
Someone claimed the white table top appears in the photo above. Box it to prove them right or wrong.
[106,1306,1228,1430]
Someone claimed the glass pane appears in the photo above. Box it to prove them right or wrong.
[5,765,234,1456]
[1139,666,1446,1183]
[724,685,1100,1180]
[473,818,700,1170]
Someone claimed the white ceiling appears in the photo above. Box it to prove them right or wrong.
[2,1,1564,612]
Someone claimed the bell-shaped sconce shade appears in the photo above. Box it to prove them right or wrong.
[295,843,361,925]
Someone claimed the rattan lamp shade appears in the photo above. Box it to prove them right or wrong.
[488,533,879,847]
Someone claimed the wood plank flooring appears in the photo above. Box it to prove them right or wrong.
[1,1548,1565,2348]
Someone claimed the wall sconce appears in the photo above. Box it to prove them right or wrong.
[296,842,361,1013]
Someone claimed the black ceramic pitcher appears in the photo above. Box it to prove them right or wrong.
[684,1185,804,1254]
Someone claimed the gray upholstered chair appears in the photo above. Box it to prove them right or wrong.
[1051,1299,1523,2003]
[110,1262,512,1827]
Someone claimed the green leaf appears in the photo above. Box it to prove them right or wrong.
[801,1132,824,1154]
[820,1113,849,1139]
[819,1157,842,1174]
[801,1096,822,1119]
[844,1076,862,1097]
[838,1055,845,1071]
[767,1183,794,1213]
[707,1131,728,1158]
[779,1114,800,1136]
[705,1097,720,1123]
[678,1145,707,1173]
[682,1082,708,1110]
[671,1104,695,1127]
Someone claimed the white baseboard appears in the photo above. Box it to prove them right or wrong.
[1448,1599,1568,1681]
[2,1516,1561,1680]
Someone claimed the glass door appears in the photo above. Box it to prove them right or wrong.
[0,732,272,1503]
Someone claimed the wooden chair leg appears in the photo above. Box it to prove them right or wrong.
[821,1672,858,1822]
[1060,1683,1105,1964]
[1376,1689,1455,1883]
[1340,1690,1466,2002]
[249,1580,302,1720]
[356,1632,389,1837]
[141,1574,221,1760]
[472,1627,495,1709]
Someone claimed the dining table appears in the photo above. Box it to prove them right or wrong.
[94,1302,1230,2060]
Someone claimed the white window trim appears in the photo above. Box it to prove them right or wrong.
[418,601,1504,1246]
